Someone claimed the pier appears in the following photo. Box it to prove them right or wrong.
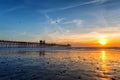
[0,40,71,48]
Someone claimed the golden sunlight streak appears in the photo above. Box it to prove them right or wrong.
[102,50,106,61]
[101,50,109,72]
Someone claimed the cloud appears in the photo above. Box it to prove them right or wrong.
[60,0,110,10]
[44,13,84,35]
[50,18,64,24]
[44,13,64,28]
[0,5,24,16]
[63,19,82,26]
[45,15,83,27]
[44,14,65,34]
[44,14,64,24]
[38,0,109,13]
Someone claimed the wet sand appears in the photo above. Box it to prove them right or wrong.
[0,50,120,80]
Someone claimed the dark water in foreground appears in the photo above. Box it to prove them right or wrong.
[0,50,120,80]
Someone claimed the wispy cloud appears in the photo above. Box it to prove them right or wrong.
[50,18,64,24]
[43,12,86,35]
[44,13,83,26]
[44,13,65,34]
[38,0,109,13]
[0,5,24,16]
[59,0,108,10]
[45,14,64,24]
[63,19,83,26]
[44,13,84,33]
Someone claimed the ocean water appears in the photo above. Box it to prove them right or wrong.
[0,49,120,80]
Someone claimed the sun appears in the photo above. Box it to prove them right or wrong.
[99,39,107,45]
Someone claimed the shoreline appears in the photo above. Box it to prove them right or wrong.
[0,47,120,51]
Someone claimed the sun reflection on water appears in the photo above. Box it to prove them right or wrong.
[101,50,109,71]
[100,50,112,80]
[102,50,106,63]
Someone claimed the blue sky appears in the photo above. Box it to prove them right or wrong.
[0,0,120,46]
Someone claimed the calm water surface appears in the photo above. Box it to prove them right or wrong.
[0,50,120,80]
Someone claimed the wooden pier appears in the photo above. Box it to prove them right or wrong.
[0,40,71,48]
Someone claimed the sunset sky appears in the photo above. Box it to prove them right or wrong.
[0,0,120,47]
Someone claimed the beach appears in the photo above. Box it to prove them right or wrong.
[0,49,120,80]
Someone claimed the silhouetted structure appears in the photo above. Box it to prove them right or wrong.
[40,40,45,45]
[0,40,71,48]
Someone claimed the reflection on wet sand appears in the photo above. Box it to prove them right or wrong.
[95,50,118,80]
[99,50,110,80]
[101,50,109,71]
[39,51,45,56]
[0,50,120,80]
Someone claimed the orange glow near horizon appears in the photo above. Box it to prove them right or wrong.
[53,35,120,47]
